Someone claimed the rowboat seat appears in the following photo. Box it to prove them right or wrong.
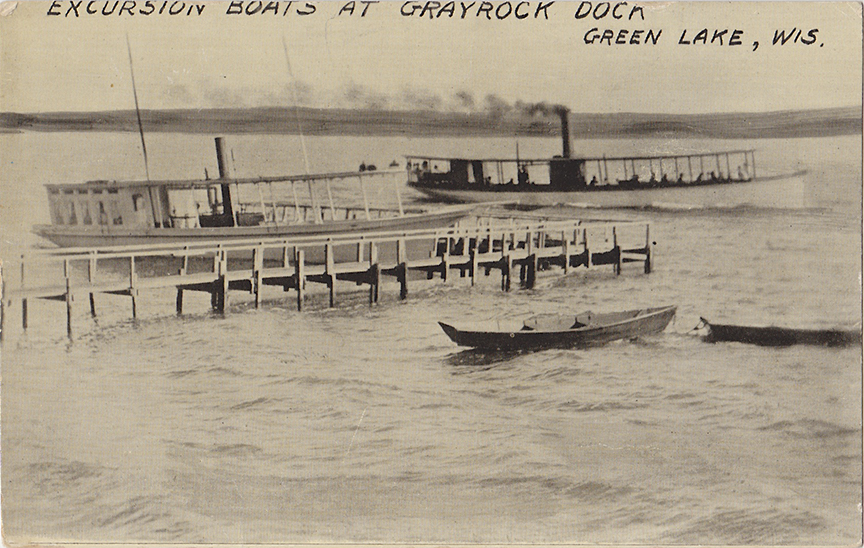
[523,311,593,331]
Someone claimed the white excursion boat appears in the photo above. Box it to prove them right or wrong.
[33,138,474,248]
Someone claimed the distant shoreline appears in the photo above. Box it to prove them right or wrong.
[0,106,860,139]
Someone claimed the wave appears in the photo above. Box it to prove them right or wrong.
[758,418,860,439]
[567,201,830,216]
[666,507,826,544]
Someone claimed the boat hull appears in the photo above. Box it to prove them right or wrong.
[704,321,862,347]
[33,209,470,249]
[439,305,676,351]
[412,172,808,210]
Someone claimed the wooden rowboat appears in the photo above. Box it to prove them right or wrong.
[439,305,676,351]
[701,318,862,347]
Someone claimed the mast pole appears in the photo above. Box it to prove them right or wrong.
[125,35,150,181]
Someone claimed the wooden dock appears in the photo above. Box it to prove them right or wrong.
[0,216,652,339]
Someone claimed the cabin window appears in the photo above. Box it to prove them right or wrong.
[49,189,59,195]
[63,189,74,195]
[109,201,123,225]
[107,188,118,194]
[54,202,66,225]
[132,193,148,225]
[76,189,88,195]
[206,186,223,215]
[92,189,103,195]
[68,202,77,225]
[81,202,92,225]
[97,202,108,225]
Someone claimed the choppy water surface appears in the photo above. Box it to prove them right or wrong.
[1,133,861,545]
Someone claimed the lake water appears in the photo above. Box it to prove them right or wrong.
[1,132,861,545]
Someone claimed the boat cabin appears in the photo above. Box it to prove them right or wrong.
[45,179,254,230]
[407,149,757,191]
[43,137,410,233]
[407,156,589,190]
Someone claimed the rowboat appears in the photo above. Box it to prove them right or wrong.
[33,137,473,249]
[407,107,807,210]
[439,305,676,351]
[701,318,862,347]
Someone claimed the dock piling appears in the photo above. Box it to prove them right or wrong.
[369,243,379,304]
[64,259,73,338]
[325,242,336,307]
[253,245,264,308]
[213,250,228,313]
[644,224,652,274]
[562,231,571,275]
[470,239,479,286]
[295,249,305,311]
[397,238,408,299]
[88,252,97,317]
[501,232,512,292]
[20,257,27,330]
[440,242,450,283]
[130,256,139,318]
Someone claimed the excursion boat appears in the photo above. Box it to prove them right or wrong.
[34,138,473,248]
[407,108,806,209]
[439,305,677,351]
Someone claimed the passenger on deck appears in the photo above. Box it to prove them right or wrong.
[677,173,685,184]
[660,174,669,185]
[590,175,598,186]
[648,172,658,185]
[695,173,704,183]
[738,165,749,181]
[518,165,529,186]
[359,162,367,172]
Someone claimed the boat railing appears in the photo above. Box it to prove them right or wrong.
[234,202,422,225]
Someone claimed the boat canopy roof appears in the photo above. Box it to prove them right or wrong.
[406,149,756,164]
[44,169,403,192]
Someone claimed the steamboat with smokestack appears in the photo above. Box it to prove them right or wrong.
[407,107,807,209]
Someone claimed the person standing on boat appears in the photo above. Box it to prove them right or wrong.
[518,165,529,186]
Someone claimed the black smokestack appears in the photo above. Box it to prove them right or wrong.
[214,137,235,226]
[556,106,571,158]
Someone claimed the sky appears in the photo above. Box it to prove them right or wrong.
[0,0,861,114]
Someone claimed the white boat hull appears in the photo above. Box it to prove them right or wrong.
[413,171,808,210]
[34,208,470,249]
